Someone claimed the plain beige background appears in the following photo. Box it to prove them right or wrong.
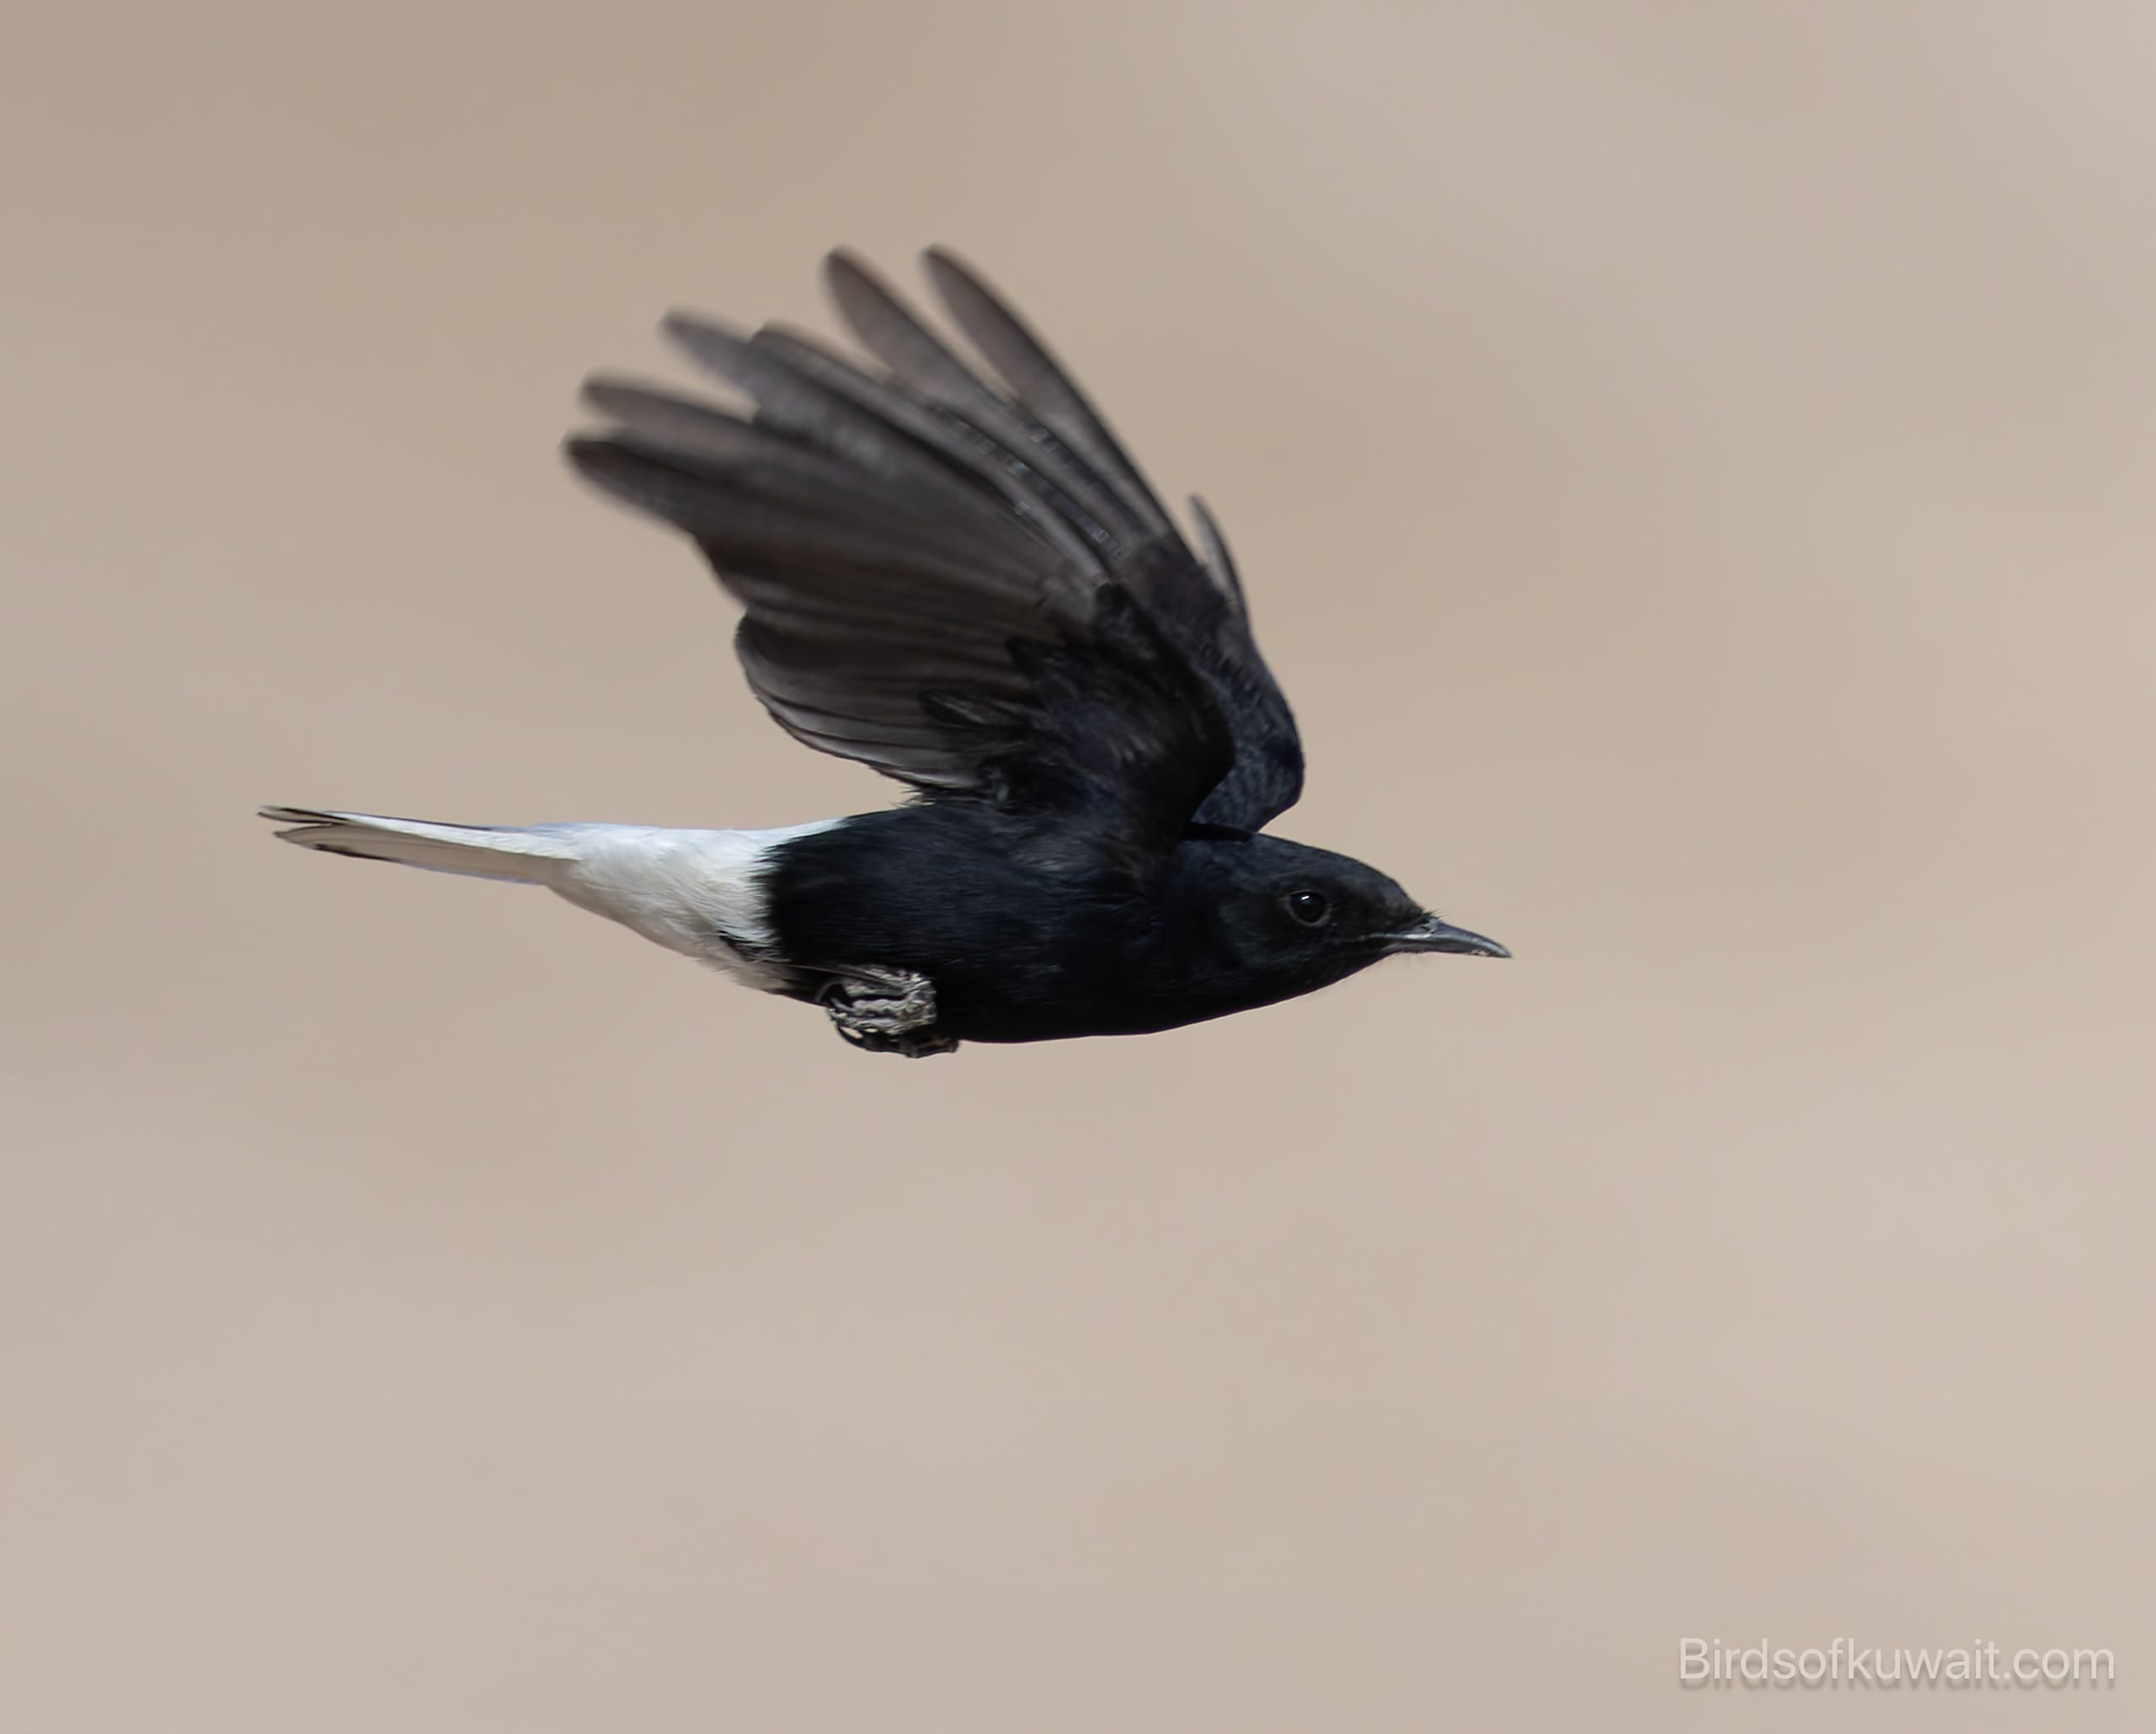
[4,2,2152,1729]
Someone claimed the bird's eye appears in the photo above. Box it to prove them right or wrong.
[1283,889,1331,927]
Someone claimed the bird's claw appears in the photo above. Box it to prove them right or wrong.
[819,967,957,1058]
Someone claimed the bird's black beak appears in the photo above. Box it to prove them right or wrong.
[1386,915,1510,958]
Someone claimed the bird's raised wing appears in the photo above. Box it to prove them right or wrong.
[567,248,1305,856]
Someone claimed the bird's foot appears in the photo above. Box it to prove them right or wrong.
[819,967,957,1058]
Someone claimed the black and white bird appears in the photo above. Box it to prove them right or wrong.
[264,248,1506,1056]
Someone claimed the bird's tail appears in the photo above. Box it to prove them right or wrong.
[258,806,580,886]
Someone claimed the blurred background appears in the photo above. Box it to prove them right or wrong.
[4,3,2152,1729]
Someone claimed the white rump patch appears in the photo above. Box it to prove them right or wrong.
[545,819,845,986]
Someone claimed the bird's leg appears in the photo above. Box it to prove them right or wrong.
[817,966,958,1058]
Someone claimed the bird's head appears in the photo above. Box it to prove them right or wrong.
[1164,830,1507,1008]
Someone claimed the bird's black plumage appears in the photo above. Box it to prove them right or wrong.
[570,248,1304,831]
[266,247,1502,1056]
[761,806,1483,1044]
[561,247,1504,1053]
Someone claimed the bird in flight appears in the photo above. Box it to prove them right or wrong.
[264,248,1506,1056]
